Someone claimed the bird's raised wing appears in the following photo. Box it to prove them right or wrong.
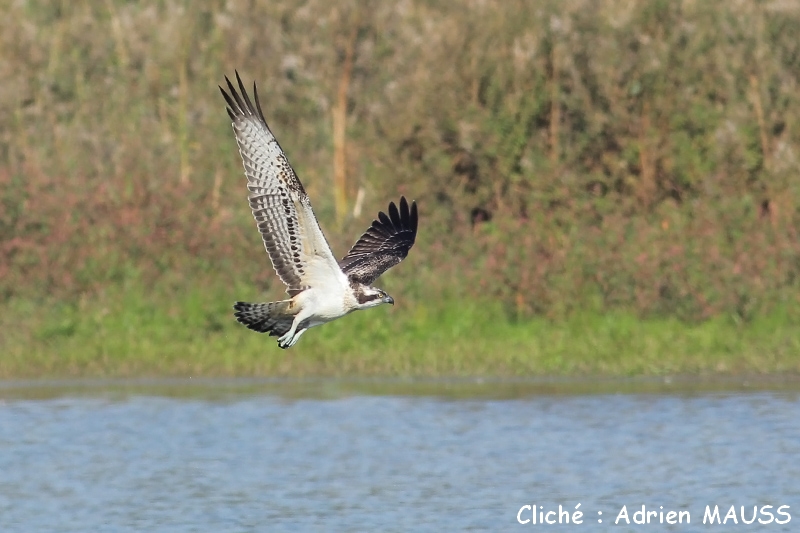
[220,72,343,296]
[340,197,418,285]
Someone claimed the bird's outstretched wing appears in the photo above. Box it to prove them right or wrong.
[220,72,343,296]
[340,197,418,285]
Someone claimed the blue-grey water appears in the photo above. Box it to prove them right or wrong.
[0,379,798,532]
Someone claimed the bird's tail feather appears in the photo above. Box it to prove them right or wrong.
[233,300,294,337]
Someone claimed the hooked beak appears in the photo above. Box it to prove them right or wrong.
[384,295,395,305]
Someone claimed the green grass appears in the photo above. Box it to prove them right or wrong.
[1,282,799,379]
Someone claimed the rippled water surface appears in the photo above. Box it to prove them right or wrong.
[1,379,798,532]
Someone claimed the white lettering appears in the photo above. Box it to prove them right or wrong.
[759,505,774,524]
[633,505,646,524]
[545,511,555,524]
[704,505,721,524]
[740,505,757,525]
[666,511,677,524]
[776,505,791,525]
[679,510,690,523]
[517,505,531,525]
[723,505,738,524]
[616,505,630,525]
[573,503,583,525]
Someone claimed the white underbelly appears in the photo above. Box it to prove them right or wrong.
[295,285,351,325]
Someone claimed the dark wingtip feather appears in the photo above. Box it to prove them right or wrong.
[399,196,409,219]
[219,82,238,116]
[388,201,401,226]
[221,72,270,128]
[224,75,246,115]
[372,197,418,237]
[253,81,267,124]
[234,70,246,103]
[218,84,229,101]
[236,71,256,115]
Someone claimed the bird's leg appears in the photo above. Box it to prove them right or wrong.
[285,328,308,348]
[277,311,310,348]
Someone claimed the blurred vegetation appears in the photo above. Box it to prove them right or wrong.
[3,283,800,378]
[2,0,800,375]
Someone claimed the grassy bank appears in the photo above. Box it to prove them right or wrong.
[3,1,800,378]
[2,283,799,379]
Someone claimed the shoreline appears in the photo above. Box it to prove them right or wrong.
[2,373,800,401]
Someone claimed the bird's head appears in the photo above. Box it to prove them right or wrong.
[354,285,394,309]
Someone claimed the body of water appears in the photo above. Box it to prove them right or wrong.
[0,379,798,531]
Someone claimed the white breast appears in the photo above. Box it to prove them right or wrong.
[293,270,354,324]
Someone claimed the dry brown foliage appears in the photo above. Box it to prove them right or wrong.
[2,0,800,321]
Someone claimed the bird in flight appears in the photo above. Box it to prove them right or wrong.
[219,72,418,349]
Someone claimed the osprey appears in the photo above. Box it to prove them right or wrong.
[219,72,418,349]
